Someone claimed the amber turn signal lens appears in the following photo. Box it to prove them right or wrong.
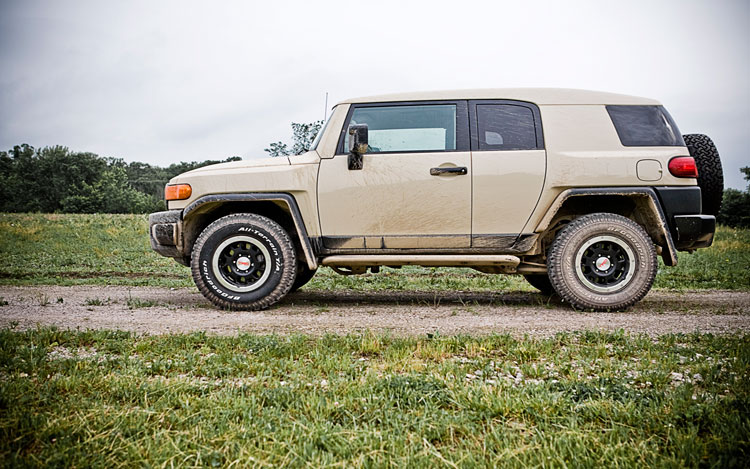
[165,184,192,200]
[668,156,698,178]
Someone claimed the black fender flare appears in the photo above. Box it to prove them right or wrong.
[183,193,318,270]
[534,187,678,266]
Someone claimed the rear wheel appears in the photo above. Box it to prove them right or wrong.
[191,214,296,310]
[547,213,657,311]
[683,133,724,216]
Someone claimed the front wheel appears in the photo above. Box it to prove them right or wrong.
[547,213,657,311]
[191,214,296,310]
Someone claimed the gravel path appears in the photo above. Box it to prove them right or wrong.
[0,285,748,337]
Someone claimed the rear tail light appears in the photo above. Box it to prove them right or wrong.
[668,157,698,178]
[165,184,192,200]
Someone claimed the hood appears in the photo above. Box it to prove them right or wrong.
[181,156,290,175]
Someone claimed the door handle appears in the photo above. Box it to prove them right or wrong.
[430,166,468,176]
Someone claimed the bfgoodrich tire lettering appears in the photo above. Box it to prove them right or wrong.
[191,214,296,310]
[547,213,657,311]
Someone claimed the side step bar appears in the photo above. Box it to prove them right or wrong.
[321,255,521,268]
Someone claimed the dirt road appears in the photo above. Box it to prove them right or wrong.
[0,285,748,337]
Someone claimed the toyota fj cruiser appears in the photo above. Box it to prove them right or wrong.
[149,89,723,311]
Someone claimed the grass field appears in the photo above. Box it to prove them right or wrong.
[1,213,749,291]
[1,327,748,467]
[1,213,748,467]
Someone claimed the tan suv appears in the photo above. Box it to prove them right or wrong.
[149,89,723,311]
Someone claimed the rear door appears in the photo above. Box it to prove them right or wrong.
[469,100,546,246]
[317,101,472,249]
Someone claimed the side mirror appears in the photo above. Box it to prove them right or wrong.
[347,124,368,170]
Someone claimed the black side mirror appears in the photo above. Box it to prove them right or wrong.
[347,124,368,170]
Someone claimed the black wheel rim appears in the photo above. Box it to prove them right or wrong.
[211,236,271,292]
[575,235,634,293]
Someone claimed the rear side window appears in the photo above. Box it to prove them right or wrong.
[607,105,684,147]
[348,104,456,153]
[476,104,538,150]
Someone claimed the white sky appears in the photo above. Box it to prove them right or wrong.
[1,0,748,189]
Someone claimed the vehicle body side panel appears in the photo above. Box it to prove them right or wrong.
[317,151,472,242]
[524,105,695,234]
[471,149,546,235]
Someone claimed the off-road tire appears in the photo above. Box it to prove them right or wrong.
[547,213,657,311]
[290,263,317,293]
[523,274,554,295]
[683,133,724,216]
[191,214,296,310]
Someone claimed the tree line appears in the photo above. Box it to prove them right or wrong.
[0,121,323,215]
[0,144,240,214]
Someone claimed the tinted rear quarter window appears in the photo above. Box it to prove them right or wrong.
[476,104,538,150]
[607,105,684,147]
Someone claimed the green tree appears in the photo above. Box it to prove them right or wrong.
[742,167,750,190]
[265,121,324,157]
[717,167,750,228]
[0,144,36,212]
[0,144,242,214]
[264,142,290,157]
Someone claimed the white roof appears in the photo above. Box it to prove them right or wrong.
[338,88,660,106]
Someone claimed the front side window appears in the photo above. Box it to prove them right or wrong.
[348,104,457,153]
[476,104,538,151]
[607,105,684,147]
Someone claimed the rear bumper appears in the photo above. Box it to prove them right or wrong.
[148,210,184,259]
[654,187,715,250]
[673,215,715,250]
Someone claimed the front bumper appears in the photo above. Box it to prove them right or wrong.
[148,210,184,260]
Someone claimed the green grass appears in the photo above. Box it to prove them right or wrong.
[0,327,747,467]
[655,225,750,290]
[0,213,748,291]
[0,213,187,288]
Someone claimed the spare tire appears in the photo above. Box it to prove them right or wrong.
[682,134,724,216]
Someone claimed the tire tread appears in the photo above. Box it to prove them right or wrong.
[683,133,724,216]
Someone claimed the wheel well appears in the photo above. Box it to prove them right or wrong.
[537,194,670,261]
[553,195,637,220]
[182,201,300,262]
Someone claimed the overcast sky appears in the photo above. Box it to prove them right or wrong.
[1,0,748,188]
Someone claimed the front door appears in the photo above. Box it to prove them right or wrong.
[317,101,472,249]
